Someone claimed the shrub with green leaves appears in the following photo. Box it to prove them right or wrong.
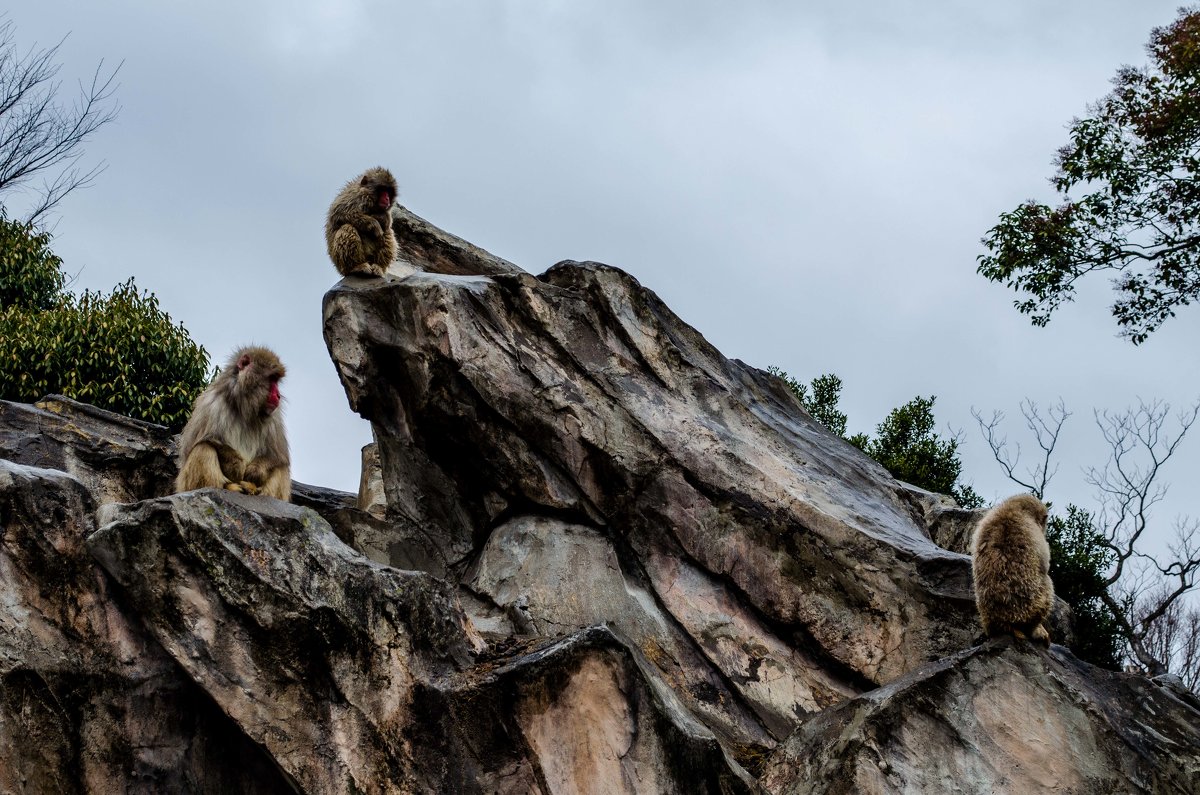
[1046,504,1125,670]
[0,221,209,429]
[853,396,985,509]
[0,215,66,311]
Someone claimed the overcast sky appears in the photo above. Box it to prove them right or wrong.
[11,2,1200,551]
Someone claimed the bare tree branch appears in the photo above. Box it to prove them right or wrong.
[0,17,120,224]
[978,397,1200,684]
[972,398,1070,499]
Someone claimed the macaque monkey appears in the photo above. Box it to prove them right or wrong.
[175,346,291,501]
[325,166,398,277]
[971,493,1054,646]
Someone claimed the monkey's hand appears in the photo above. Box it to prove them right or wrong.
[243,457,278,486]
[224,480,260,495]
[358,217,384,239]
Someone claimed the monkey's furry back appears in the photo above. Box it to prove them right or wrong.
[971,493,1053,636]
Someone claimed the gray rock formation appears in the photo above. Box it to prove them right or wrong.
[0,205,1197,792]
[0,459,292,793]
[761,639,1200,794]
[323,255,981,739]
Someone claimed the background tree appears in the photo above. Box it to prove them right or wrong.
[1045,504,1125,670]
[853,396,984,509]
[0,210,63,309]
[0,18,120,224]
[768,367,984,508]
[0,216,209,428]
[977,399,1200,681]
[978,7,1200,344]
[767,367,848,437]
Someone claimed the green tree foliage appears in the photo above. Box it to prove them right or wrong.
[0,215,65,311]
[978,7,1200,344]
[767,367,848,437]
[1046,504,1125,670]
[0,222,209,429]
[856,397,984,509]
[768,367,983,508]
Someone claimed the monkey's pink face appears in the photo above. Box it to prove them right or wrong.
[376,188,392,210]
[265,377,281,414]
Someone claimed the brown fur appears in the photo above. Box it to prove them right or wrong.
[325,166,398,277]
[174,346,291,501]
[971,493,1054,646]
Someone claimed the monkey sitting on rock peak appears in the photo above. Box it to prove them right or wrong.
[325,166,398,277]
[174,346,291,501]
[971,492,1054,646]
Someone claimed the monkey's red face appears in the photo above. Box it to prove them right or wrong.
[265,376,281,414]
[376,188,392,210]
[235,351,284,416]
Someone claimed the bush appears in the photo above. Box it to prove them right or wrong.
[854,396,985,509]
[0,215,65,311]
[1046,504,1125,670]
[0,222,209,429]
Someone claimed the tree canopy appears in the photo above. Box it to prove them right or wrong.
[0,216,209,428]
[978,7,1200,344]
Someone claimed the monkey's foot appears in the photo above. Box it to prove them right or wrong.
[223,481,260,495]
[223,481,246,493]
[1031,624,1051,647]
[349,263,385,278]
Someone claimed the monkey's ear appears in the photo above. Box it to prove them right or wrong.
[237,354,252,371]
[360,175,370,187]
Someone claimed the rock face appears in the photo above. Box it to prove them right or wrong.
[1,205,1198,792]
[323,256,981,742]
[761,639,1200,794]
[0,408,756,793]
[0,460,292,794]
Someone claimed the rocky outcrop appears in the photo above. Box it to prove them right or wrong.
[761,639,1200,794]
[89,491,478,793]
[0,459,292,794]
[0,397,756,792]
[1,205,1198,792]
[323,257,980,745]
[0,396,176,505]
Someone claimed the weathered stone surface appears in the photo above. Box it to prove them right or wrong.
[83,489,754,792]
[760,639,1200,794]
[291,480,448,575]
[0,460,289,794]
[897,481,984,555]
[469,515,854,746]
[415,626,758,794]
[391,204,525,278]
[90,490,476,794]
[323,257,979,705]
[0,396,176,505]
[357,442,387,517]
